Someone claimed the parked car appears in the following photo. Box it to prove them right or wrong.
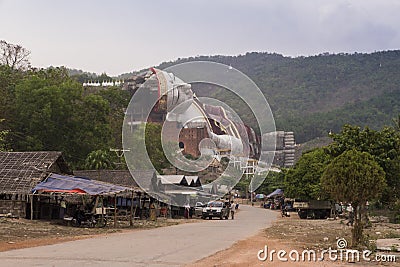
[194,202,205,217]
[201,201,229,220]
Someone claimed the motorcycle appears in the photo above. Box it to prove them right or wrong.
[281,206,290,217]
[71,210,107,228]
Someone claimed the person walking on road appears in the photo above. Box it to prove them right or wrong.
[230,201,235,219]
[149,201,157,221]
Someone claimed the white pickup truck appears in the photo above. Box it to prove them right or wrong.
[201,201,229,220]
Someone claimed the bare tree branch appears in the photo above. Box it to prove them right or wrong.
[0,40,31,70]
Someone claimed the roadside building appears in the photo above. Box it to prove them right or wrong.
[74,170,151,219]
[0,151,72,218]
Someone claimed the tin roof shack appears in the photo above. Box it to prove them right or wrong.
[156,175,208,215]
[74,170,157,220]
[32,173,135,227]
[157,175,189,192]
[186,176,201,188]
[0,151,71,219]
[74,170,150,192]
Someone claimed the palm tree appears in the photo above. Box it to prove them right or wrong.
[85,150,114,170]
[393,114,400,132]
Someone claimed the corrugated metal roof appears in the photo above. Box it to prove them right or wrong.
[74,170,145,192]
[32,173,131,195]
[158,175,187,185]
[185,175,200,186]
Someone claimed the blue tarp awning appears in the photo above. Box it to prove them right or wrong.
[32,173,131,195]
[266,188,283,198]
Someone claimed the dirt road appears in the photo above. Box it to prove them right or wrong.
[0,205,277,266]
[190,212,400,267]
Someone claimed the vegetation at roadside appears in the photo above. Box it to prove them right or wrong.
[279,122,400,247]
[0,119,9,152]
[0,41,130,168]
[235,171,284,198]
[284,148,332,200]
[322,149,386,246]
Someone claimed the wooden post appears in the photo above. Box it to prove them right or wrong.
[169,197,172,219]
[101,196,104,225]
[130,191,134,227]
[30,194,34,220]
[11,194,15,212]
[114,194,117,228]
[92,196,99,214]
[139,194,143,219]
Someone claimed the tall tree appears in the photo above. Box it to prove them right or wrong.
[145,123,170,172]
[14,69,81,151]
[0,119,9,151]
[13,67,111,167]
[85,150,114,170]
[284,148,332,200]
[255,171,285,196]
[0,64,24,132]
[393,114,400,132]
[0,40,30,70]
[327,124,400,204]
[321,150,386,246]
[98,87,131,149]
[73,94,111,163]
[124,123,171,173]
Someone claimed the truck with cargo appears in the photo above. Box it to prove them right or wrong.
[293,200,332,219]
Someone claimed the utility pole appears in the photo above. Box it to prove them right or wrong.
[245,172,249,203]
[250,177,253,205]
[243,159,255,205]
[109,148,130,169]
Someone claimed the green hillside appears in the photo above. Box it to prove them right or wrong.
[156,51,400,143]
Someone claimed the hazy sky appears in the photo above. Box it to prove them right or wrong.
[1,0,399,76]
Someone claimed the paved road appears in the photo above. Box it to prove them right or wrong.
[1,205,277,267]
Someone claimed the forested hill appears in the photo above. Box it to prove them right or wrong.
[154,51,400,143]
